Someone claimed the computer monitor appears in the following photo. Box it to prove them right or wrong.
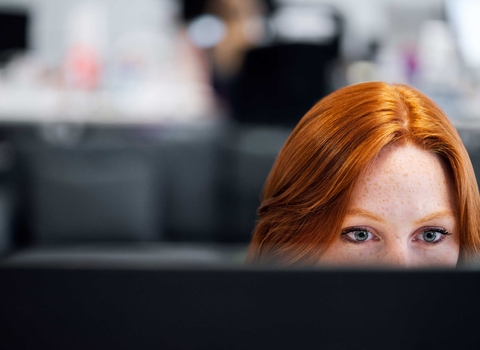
[1,265,479,349]
[0,10,29,65]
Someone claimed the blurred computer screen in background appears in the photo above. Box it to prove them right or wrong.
[0,9,29,65]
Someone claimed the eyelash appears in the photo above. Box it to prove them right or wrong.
[418,228,452,245]
[340,227,452,245]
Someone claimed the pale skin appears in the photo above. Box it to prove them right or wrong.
[319,143,460,268]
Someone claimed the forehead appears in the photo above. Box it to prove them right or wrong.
[350,144,456,211]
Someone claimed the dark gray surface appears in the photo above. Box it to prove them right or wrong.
[0,242,248,268]
[2,267,480,350]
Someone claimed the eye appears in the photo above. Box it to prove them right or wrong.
[423,231,438,242]
[415,228,451,244]
[341,228,376,244]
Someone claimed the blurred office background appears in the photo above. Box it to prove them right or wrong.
[0,0,479,267]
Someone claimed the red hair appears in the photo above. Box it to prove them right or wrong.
[246,82,480,265]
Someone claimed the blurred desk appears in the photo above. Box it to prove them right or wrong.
[0,243,248,269]
[0,85,217,126]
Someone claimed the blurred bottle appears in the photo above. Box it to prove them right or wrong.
[62,1,108,90]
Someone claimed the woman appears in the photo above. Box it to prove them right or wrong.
[246,82,480,267]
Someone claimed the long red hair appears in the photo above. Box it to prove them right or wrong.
[246,82,480,264]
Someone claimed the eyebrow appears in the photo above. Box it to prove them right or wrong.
[346,208,456,225]
[413,210,456,225]
[345,208,386,223]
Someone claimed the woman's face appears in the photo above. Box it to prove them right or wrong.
[319,144,460,268]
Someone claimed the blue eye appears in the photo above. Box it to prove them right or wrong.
[423,230,438,242]
[341,228,375,243]
[417,228,451,244]
[354,230,369,241]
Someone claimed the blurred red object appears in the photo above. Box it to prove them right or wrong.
[63,44,101,90]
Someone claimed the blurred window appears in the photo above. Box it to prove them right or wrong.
[446,0,480,69]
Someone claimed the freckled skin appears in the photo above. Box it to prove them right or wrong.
[319,144,460,268]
